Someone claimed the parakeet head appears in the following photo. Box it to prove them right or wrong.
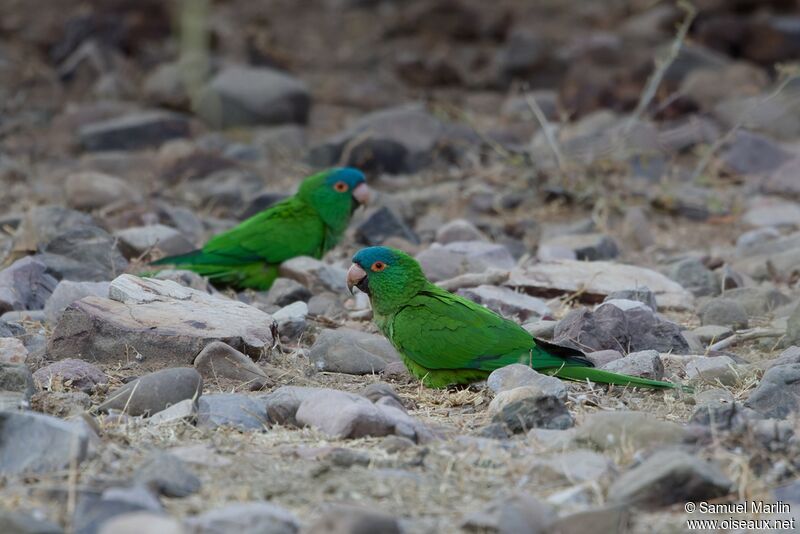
[347,246,426,311]
[299,167,369,231]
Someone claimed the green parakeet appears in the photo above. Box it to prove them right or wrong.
[347,246,686,390]
[152,167,369,290]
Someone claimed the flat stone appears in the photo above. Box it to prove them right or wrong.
[115,225,194,258]
[48,274,276,369]
[609,449,732,508]
[745,363,800,419]
[0,256,58,314]
[0,411,89,474]
[574,411,684,452]
[309,328,401,375]
[184,501,299,534]
[601,350,664,380]
[195,66,310,128]
[148,399,197,426]
[33,359,108,393]
[507,260,694,310]
[79,111,191,151]
[487,364,564,395]
[458,285,551,321]
[44,280,110,324]
[194,341,269,389]
[65,171,142,210]
[196,394,269,430]
[98,368,202,416]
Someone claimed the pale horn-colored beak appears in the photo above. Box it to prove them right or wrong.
[346,263,368,295]
[352,182,370,205]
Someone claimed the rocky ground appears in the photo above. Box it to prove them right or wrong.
[1,0,800,532]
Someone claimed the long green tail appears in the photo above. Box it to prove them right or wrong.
[546,366,692,392]
[150,250,278,290]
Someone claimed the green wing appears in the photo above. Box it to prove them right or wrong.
[202,197,326,263]
[389,286,538,371]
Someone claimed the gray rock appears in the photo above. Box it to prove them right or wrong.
[310,104,449,174]
[715,91,800,141]
[13,205,93,252]
[295,388,430,441]
[65,172,142,211]
[98,368,202,416]
[0,256,58,314]
[263,278,311,307]
[435,219,486,244]
[44,281,110,324]
[0,320,24,338]
[197,394,269,430]
[278,257,346,293]
[721,287,791,317]
[0,362,34,399]
[574,411,684,452]
[273,301,308,340]
[522,320,557,339]
[461,492,555,534]
[585,349,624,367]
[745,363,800,419]
[306,505,400,534]
[605,287,658,311]
[33,359,108,393]
[194,341,269,390]
[458,285,550,321]
[417,241,515,282]
[135,453,201,498]
[539,233,619,261]
[718,130,792,177]
[74,486,164,534]
[601,350,664,380]
[691,325,733,345]
[492,387,573,432]
[668,258,719,297]
[0,411,89,474]
[359,382,403,407]
[309,328,400,375]
[185,501,298,534]
[0,337,26,364]
[609,449,732,508]
[79,111,191,151]
[148,399,197,426]
[48,275,276,368]
[507,260,694,311]
[260,386,319,427]
[355,206,419,246]
[528,449,614,484]
[691,395,747,433]
[764,156,800,199]
[685,356,739,386]
[700,298,749,329]
[143,60,192,109]
[547,506,630,534]
[196,66,310,128]
[115,225,194,259]
[765,346,800,369]
[99,513,184,534]
[743,198,800,229]
[487,364,565,396]
[554,302,690,354]
[0,509,62,534]
[38,225,128,282]
[307,293,341,319]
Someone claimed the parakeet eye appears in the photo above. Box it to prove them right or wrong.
[334,181,349,192]
[371,261,386,272]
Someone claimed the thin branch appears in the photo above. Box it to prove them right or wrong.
[524,90,565,170]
